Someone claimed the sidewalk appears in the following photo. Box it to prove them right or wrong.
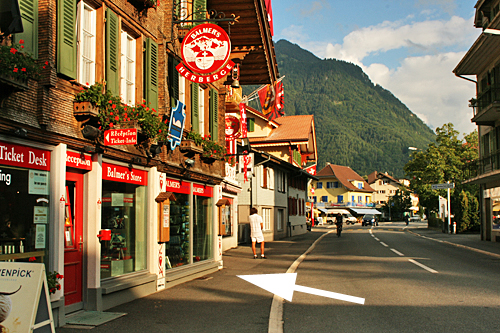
[406,227,500,258]
[56,230,326,333]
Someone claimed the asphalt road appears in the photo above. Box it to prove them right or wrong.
[284,222,500,333]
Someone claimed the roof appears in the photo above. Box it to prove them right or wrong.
[367,171,402,185]
[249,115,314,143]
[317,164,375,193]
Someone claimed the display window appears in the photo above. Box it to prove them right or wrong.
[221,197,232,237]
[0,142,51,263]
[193,184,213,262]
[163,178,213,269]
[100,163,147,279]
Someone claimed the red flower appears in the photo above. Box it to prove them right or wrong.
[86,82,89,86]
[50,288,55,293]
[110,112,114,116]
[110,123,114,127]
[124,113,128,118]
[19,39,24,44]
[10,48,17,54]
[115,116,119,121]
[45,61,49,65]
[57,285,61,290]
[112,104,116,109]
[13,68,18,73]
[29,257,36,262]
[21,68,26,72]
[21,45,24,49]
[159,129,162,133]
[80,86,84,91]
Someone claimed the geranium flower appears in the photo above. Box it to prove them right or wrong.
[13,68,18,72]
[19,39,24,44]
[10,48,17,54]
[115,116,119,121]
[21,68,26,72]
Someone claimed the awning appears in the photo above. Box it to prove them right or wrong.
[350,208,382,215]
[326,209,351,215]
[318,208,328,214]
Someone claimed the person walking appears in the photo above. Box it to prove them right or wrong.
[249,207,266,259]
[335,213,343,237]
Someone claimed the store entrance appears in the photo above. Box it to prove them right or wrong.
[64,172,84,306]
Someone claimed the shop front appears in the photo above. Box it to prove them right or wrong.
[0,141,51,264]
[159,176,219,284]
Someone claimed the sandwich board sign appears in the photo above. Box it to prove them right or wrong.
[0,262,55,332]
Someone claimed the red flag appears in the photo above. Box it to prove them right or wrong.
[265,0,274,36]
[258,81,284,121]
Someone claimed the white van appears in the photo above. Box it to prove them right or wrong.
[326,210,357,225]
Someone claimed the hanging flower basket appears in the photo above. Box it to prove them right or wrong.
[73,101,99,117]
[0,74,29,92]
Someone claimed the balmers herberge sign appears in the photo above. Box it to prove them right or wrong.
[176,23,234,83]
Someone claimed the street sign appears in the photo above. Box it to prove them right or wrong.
[104,129,137,146]
[431,183,455,190]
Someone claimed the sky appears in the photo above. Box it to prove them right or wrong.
[271,0,481,136]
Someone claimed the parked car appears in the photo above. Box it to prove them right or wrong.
[362,214,378,226]
[410,215,421,222]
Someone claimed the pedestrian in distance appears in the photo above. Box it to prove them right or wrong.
[249,207,266,259]
[335,212,343,237]
[404,214,410,226]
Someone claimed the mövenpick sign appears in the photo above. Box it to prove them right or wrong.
[177,23,234,83]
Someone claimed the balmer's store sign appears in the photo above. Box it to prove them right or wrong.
[176,23,234,83]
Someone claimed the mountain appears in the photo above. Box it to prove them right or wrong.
[247,40,436,179]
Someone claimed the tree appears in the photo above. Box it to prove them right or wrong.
[381,188,412,220]
[404,123,479,231]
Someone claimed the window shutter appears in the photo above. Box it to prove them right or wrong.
[209,88,218,141]
[191,82,199,132]
[168,57,180,106]
[263,167,268,189]
[105,8,119,95]
[193,0,206,24]
[145,38,159,111]
[57,0,77,78]
[247,118,255,132]
[15,0,38,58]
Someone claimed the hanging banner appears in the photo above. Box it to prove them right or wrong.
[305,164,317,176]
[167,100,186,150]
[177,23,234,84]
[239,103,248,139]
[225,115,241,141]
[258,81,284,121]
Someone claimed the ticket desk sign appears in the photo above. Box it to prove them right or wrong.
[0,262,55,332]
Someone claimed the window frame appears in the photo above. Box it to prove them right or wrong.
[262,208,271,231]
[77,1,96,86]
[120,29,136,105]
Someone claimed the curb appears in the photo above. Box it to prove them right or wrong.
[406,229,500,259]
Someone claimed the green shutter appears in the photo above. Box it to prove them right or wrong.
[57,0,77,78]
[247,118,255,132]
[145,38,159,111]
[193,0,206,25]
[105,8,119,96]
[191,83,199,132]
[168,57,179,106]
[15,0,38,58]
[209,88,218,141]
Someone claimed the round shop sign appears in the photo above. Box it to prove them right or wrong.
[225,115,241,140]
[181,23,231,75]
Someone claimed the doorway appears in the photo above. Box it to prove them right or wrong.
[64,171,84,308]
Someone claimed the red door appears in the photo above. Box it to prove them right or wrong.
[64,172,84,306]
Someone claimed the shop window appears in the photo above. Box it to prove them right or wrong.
[193,193,213,262]
[0,165,50,263]
[165,192,190,268]
[220,202,232,237]
[100,181,147,278]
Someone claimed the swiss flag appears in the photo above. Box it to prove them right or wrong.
[265,0,274,36]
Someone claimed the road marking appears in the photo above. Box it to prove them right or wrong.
[238,273,365,304]
[409,259,438,273]
[268,230,336,333]
[390,248,405,256]
[380,242,388,247]
[374,237,380,241]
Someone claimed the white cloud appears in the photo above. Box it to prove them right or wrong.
[365,52,476,135]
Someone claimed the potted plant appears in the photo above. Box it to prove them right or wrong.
[74,82,107,117]
[0,40,41,93]
[200,135,226,163]
[180,131,204,155]
[134,101,168,142]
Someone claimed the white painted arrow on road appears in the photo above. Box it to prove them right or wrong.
[237,273,365,304]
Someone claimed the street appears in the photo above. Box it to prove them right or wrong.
[285,222,500,332]
[57,222,500,333]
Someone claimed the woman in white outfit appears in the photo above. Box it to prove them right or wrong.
[249,207,266,259]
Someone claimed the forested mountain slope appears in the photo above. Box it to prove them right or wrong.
[247,40,436,178]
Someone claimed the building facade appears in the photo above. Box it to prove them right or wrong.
[453,0,500,242]
[0,0,277,327]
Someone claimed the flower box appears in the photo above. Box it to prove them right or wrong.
[0,74,29,92]
[180,139,203,155]
[115,120,140,130]
[73,101,99,118]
